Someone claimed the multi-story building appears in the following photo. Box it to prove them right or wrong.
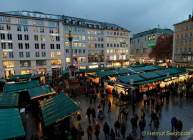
[131,28,173,62]
[173,14,193,67]
[0,11,130,78]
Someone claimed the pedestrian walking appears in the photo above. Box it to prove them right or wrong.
[86,107,92,123]
[103,122,110,140]
[139,118,146,138]
[94,123,100,140]
[91,108,96,123]
[154,115,159,130]
[176,119,183,132]
[87,125,93,140]
[171,117,177,132]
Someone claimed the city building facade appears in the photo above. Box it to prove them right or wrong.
[131,28,173,63]
[0,11,130,78]
[173,14,193,67]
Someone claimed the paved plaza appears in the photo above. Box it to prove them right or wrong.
[73,94,193,140]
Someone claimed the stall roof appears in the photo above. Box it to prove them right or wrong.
[134,76,166,85]
[118,74,145,84]
[140,72,162,80]
[41,93,79,126]
[130,65,161,73]
[28,85,55,100]
[157,68,186,77]
[0,108,25,139]
[4,80,40,93]
[96,70,118,78]
[0,94,19,108]
[10,74,32,80]
[117,68,129,75]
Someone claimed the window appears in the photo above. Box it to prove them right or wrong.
[35,52,40,57]
[49,28,54,33]
[42,52,46,57]
[56,44,60,49]
[17,25,22,31]
[19,52,24,58]
[101,44,104,48]
[20,60,31,67]
[18,43,23,49]
[50,44,54,49]
[26,52,30,57]
[7,34,12,40]
[56,36,60,41]
[36,60,46,66]
[25,43,29,49]
[107,43,109,47]
[1,43,6,49]
[40,27,44,33]
[8,43,13,49]
[18,34,22,40]
[74,49,77,54]
[23,26,28,32]
[95,44,97,48]
[35,43,39,49]
[34,35,38,41]
[0,25,4,30]
[9,52,14,58]
[83,49,85,54]
[66,49,69,53]
[6,24,11,30]
[41,44,45,49]
[0,33,5,40]
[24,34,29,40]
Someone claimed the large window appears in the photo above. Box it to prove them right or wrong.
[0,33,5,40]
[51,59,61,65]
[36,60,46,66]
[18,34,22,40]
[20,60,31,67]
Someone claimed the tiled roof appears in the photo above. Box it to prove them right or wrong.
[132,28,173,39]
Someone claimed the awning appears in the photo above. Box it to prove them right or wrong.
[130,65,161,73]
[28,85,55,100]
[117,68,129,75]
[10,74,32,81]
[118,74,145,84]
[140,72,161,79]
[41,93,79,126]
[0,108,25,139]
[0,94,19,108]
[96,70,118,78]
[4,80,40,93]
[157,68,186,77]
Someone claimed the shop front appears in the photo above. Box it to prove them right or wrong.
[3,61,15,79]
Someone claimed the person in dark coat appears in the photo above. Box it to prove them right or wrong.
[86,107,92,123]
[139,118,146,138]
[176,120,183,132]
[171,117,177,132]
[103,122,110,140]
[87,125,93,140]
[91,108,96,123]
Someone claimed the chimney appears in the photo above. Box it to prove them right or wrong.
[189,14,192,20]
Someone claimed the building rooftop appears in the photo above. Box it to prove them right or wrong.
[132,28,173,39]
[0,10,129,31]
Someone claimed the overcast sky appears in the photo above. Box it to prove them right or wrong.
[0,0,192,33]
